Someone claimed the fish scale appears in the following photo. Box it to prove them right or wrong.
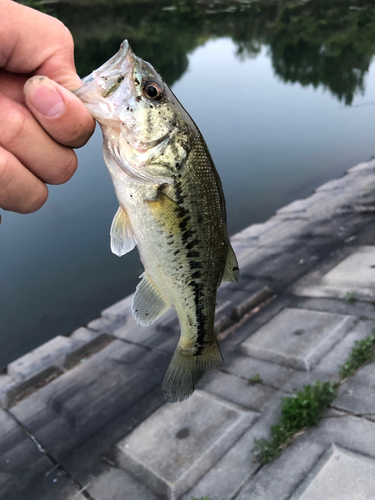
[74,40,239,402]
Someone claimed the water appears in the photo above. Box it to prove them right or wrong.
[1,0,375,369]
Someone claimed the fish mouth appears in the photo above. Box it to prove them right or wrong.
[73,40,135,101]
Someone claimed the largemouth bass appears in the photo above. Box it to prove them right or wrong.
[74,40,239,402]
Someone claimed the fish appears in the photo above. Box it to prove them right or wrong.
[74,40,239,402]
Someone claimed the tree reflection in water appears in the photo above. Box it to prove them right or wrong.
[23,0,375,105]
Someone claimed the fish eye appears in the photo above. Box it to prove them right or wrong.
[143,81,163,100]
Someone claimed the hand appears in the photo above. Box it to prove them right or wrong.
[0,0,95,214]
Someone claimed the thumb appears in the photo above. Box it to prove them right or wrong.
[24,75,95,148]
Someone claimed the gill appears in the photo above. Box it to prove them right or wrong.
[105,127,183,186]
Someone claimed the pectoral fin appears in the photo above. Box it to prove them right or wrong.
[132,273,170,326]
[221,244,240,283]
[110,206,137,257]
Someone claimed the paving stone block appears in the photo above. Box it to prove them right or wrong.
[0,376,13,405]
[257,219,309,247]
[241,308,355,371]
[236,411,375,500]
[347,159,375,174]
[313,409,375,455]
[182,394,283,500]
[229,237,259,254]
[8,336,75,380]
[214,285,271,335]
[0,367,63,409]
[236,440,327,500]
[230,286,274,322]
[323,245,375,286]
[290,446,375,500]
[315,176,351,192]
[0,375,12,389]
[276,194,322,215]
[101,294,133,319]
[225,354,295,390]
[292,296,375,322]
[65,328,113,368]
[9,470,88,500]
[293,246,375,302]
[60,389,165,500]
[0,408,52,500]
[234,246,274,271]
[230,220,279,243]
[87,315,125,335]
[116,391,256,500]
[240,246,314,289]
[10,341,169,461]
[84,468,158,500]
[224,295,289,352]
[199,371,276,411]
[335,361,375,417]
[283,320,374,392]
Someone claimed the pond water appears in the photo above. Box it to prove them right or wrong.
[1,0,375,369]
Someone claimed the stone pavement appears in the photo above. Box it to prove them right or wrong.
[1,159,375,500]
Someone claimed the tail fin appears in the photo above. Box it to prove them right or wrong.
[162,339,224,403]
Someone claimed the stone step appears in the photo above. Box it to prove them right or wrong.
[116,391,257,500]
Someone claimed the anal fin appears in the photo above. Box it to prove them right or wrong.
[222,244,240,283]
[110,206,137,257]
[132,273,170,326]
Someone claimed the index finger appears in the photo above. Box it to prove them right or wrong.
[0,0,80,90]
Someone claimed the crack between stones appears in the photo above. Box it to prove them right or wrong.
[230,463,263,500]
[115,336,170,356]
[329,404,375,422]
[4,408,95,500]
[219,367,295,395]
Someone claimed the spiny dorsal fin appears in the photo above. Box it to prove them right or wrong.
[221,244,240,283]
[110,206,137,257]
[132,273,170,326]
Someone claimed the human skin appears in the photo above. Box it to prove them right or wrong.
[0,0,95,214]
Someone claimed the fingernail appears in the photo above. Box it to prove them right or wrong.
[25,77,65,118]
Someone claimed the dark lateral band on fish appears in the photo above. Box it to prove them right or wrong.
[74,39,239,402]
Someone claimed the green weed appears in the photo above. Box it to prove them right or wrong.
[253,329,375,464]
[345,292,357,303]
[252,381,338,464]
[339,331,375,379]
[248,374,263,385]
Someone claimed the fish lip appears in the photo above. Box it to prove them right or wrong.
[73,39,135,96]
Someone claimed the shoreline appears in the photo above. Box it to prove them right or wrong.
[1,158,374,407]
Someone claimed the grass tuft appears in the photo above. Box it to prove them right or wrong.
[253,329,375,464]
[345,292,357,303]
[339,331,375,379]
[248,373,263,385]
[252,381,338,464]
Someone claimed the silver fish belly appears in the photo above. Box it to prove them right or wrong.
[74,40,239,402]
